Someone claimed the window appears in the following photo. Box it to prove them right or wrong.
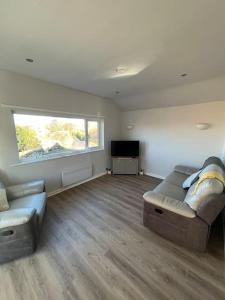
[13,113,104,163]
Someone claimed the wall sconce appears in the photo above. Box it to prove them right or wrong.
[196,123,210,130]
[127,125,134,130]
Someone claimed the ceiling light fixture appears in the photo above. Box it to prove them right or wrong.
[25,58,34,63]
[196,123,210,130]
[115,66,126,74]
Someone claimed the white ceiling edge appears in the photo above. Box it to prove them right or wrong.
[114,75,225,111]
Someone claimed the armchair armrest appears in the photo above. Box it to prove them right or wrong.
[174,165,199,176]
[6,180,45,200]
[196,193,225,225]
[143,191,196,218]
[0,208,35,229]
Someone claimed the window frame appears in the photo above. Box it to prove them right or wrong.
[86,119,101,150]
[12,111,104,164]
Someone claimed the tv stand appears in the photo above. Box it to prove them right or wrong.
[112,157,139,175]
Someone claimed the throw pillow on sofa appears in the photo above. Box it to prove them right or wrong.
[182,170,201,189]
[0,182,9,212]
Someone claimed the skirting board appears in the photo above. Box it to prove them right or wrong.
[145,172,165,180]
[48,171,107,198]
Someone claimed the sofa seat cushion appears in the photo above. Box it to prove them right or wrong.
[165,171,189,187]
[9,192,46,224]
[154,181,187,201]
[143,191,196,218]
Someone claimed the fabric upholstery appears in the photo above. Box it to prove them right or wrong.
[154,181,186,201]
[174,165,199,176]
[143,191,196,218]
[0,208,35,229]
[9,192,47,224]
[184,179,224,211]
[0,182,9,212]
[6,180,45,201]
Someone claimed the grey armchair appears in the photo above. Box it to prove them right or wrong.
[0,180,47,263]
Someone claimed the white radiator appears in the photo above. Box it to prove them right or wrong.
[62,161,92,187]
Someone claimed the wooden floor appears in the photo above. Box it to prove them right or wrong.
[0,175,224,300]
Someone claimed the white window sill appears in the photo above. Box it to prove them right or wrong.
[10,147,104,167]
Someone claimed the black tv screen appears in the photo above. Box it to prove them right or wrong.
[111,141,139,157]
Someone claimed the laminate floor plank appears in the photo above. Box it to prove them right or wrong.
[0,175,224,300]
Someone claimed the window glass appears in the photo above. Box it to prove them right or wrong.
[13,113,102,162]
[88,121,99,148]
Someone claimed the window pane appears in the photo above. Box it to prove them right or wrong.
[88,121,99,148]
[13,114,86,161]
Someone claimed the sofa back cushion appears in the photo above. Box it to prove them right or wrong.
[184,178,224,211]
[0,182,9,212]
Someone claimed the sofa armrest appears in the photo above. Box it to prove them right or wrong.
[196,193,225,225]
[143,191,196,218]
[6,180,45,200]
[174,165,199,176]
[0,208,36,229]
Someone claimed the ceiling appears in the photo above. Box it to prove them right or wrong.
[1,0,225,107]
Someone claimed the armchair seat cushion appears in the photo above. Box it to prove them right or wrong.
[143,191,196,218]
[9,192,47,225]
[0,208,35,229]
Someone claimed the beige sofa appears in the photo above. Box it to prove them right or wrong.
[143,164,225,251]
[0,180,47,263]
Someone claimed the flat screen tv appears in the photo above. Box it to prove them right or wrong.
[111,140,139,157]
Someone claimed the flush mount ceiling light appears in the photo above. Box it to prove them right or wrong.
[196,123,210,130]
[25,58,34,63]
[106,63,147,79]
[115,66,127,74]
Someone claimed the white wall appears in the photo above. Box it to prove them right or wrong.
[0,70,121,193]
[122,101,225,178]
